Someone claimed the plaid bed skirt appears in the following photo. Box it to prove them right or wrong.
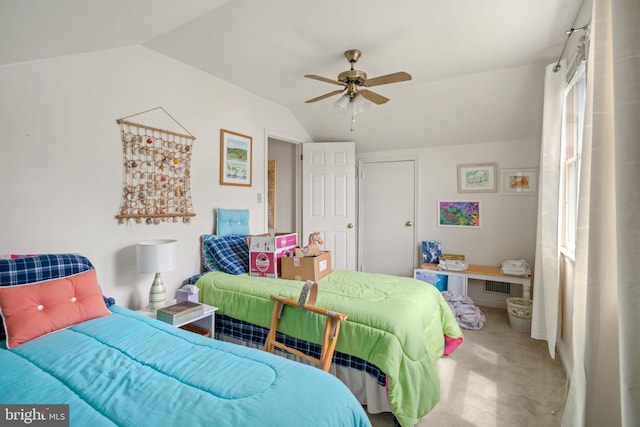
[216,314,387,387]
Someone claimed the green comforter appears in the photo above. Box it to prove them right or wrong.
[196,269,463,427]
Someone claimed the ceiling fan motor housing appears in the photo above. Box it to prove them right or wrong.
[338,69,367,86]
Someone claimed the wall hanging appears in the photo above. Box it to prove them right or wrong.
[115,107,196,225]
[437,200,481,228]
[457,163,498,193]
[499,168,538,195]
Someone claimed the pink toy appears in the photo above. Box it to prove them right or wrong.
[293,232,323,257]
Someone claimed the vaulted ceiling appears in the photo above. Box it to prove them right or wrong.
[0,0,585,151]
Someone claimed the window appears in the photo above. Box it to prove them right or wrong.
[560,64,586,254]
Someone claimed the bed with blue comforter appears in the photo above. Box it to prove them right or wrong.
[0,254,370,427]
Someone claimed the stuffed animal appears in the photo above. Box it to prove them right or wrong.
[293,232,323,257]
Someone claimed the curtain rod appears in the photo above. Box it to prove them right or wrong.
[552,0,589,72]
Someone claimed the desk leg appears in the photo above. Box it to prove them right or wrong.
[523,278,531,300]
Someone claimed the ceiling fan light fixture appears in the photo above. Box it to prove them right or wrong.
[333,93,372,132]
[333,93,371,116]
[333,94,350,114]
[352,94,372,114]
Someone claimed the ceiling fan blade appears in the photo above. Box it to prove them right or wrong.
[304,74,346,86]
[305,89,345,103]
[359,89,389,105]
[364,71,412,87]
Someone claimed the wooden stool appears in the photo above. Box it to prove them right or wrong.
[264,280,347,372]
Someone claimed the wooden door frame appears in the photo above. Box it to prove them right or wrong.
[356,153,420,272]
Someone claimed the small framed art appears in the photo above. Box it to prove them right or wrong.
[220,129,252,187]
[500,168,538,195]
[457,163,497,193]
[438,200,481,228]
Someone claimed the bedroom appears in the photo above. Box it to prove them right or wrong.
[0,1,637,426]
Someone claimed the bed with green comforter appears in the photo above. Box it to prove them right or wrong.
[195,269,463,427]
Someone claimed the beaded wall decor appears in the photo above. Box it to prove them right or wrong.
[115,108,196,225]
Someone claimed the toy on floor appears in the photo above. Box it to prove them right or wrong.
[293,232,323,257]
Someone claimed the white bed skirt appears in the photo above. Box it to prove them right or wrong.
[216,333,392,414]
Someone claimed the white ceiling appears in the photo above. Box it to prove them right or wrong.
[0,0,585,152]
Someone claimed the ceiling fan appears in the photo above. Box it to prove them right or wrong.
[304,49,412,105]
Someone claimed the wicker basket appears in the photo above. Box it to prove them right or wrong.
[506,298,532,333]
[179,323,211,337]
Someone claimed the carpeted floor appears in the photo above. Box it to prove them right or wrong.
[368,306,567,427]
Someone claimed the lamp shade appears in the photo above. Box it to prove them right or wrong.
[136,239,177,273]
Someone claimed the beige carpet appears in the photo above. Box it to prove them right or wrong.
[368,306,567,427]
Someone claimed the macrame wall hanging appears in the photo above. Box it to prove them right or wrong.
[115,107,196,225]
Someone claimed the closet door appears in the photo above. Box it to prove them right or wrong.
[359,159,417,276]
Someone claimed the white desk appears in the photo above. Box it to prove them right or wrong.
[416,263,532,299]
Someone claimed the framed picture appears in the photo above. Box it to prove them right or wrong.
[220,129,252,187]
[457,163,497,193]
[500,168,538,195]
[438,200,481,228]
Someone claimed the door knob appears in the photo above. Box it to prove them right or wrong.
[347,223,354,229]
[405,221,412,227]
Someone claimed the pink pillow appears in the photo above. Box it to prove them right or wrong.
[0,269,111,348]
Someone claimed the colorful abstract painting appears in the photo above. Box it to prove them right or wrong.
[438,201,480,227]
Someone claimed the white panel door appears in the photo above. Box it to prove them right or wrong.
[302,142,356,271]
[359,159,416,276]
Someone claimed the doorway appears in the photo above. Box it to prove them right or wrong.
[358,158,417,276]
[266,134,358,271]
[266,137,299,235]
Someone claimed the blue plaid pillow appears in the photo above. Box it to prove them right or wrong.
[204,235,249,275]
[0,254,95,286]
[200,235,220,271]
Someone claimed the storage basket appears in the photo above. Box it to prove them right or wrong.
[506,297,532,333]
[179,323,211,337]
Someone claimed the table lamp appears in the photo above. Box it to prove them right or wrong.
[136,239,177,309]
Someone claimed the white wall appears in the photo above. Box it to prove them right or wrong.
[359,138,540,268]
[0,46,311,308]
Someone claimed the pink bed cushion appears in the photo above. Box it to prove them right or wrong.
[0,269,111,348]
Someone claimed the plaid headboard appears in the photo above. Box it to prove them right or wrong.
[0,254,95,286]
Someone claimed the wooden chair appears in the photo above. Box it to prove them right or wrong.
[264,280,347,372]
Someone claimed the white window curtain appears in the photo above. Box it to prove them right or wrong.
[563,0,640,426]
[531,60,565,358]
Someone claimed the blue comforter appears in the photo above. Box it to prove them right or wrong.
[0,306,370,427]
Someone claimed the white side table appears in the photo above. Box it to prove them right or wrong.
[137,300,218,338]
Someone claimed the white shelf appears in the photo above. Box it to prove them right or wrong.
[137,300,219,338]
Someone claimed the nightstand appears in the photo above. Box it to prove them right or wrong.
[138,301,218,338]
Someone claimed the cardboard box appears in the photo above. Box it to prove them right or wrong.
[249,233,298,278]
[281,251,332,282]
